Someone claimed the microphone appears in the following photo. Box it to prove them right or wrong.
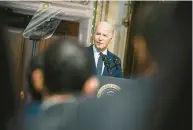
[100,53,121,75]
[100,53,112,75]
[113,58,121,69]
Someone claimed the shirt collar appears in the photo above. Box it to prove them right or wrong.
[41,96,76,111]
[93,45,107,55]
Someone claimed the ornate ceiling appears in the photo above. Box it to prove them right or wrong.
[0,1,94,21]
[66,0,90,5]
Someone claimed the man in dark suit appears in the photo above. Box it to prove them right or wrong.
[87,22,122,78]
[26,39,99,130]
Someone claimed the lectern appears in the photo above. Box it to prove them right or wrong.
[95,76,135,98]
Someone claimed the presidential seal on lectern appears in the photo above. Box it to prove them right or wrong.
[97,84,121,98]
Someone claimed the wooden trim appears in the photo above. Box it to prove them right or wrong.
[129,2,136,78]
[123,1,135,78]
[90,1,98,44]
[104,1,109,21]
[39,40,45,53]
[100,1,104,21]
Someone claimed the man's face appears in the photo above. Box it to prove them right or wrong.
[94,23,113,52]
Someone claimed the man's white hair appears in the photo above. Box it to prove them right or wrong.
[95,21,114,37]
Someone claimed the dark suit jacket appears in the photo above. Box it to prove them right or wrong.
[86,45,123,78]
[26,102,79,130]
[24,79,155,130]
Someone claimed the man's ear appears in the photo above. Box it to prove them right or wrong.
[20,91,24,100]
[83,77,99,96]
[110,29,114,39]
[32,69,44,93]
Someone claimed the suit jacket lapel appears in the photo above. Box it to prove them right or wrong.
[88,45,96,67]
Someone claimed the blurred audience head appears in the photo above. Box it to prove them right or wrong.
[131,2,191,75]
[129,1,191,130]
[133,35,157,76]
[42,39,98,97]
[27,53,44,101]
[101,2,191,130]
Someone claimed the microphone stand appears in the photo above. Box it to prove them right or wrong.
[29,36,41,57]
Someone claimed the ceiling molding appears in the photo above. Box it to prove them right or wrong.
[0,1,94,21]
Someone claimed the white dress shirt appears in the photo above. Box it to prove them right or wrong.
[93,45,107,75]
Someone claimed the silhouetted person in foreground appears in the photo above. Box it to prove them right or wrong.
[26,39,99,130]
[109,2,191,130]
[27,53,44,102]
[24,53,44,119]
